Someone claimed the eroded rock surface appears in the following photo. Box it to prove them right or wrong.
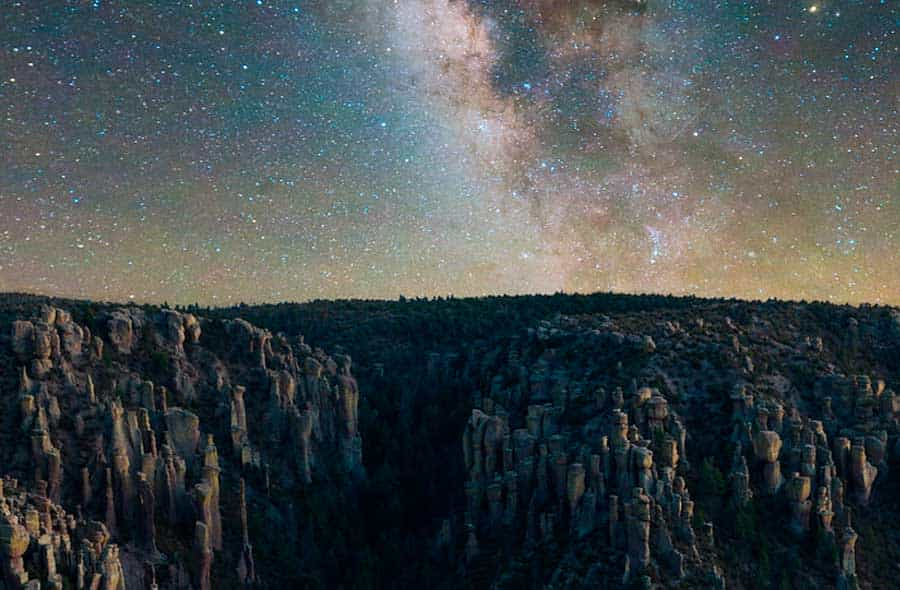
[1,302,362,589]
[1,294,898,589]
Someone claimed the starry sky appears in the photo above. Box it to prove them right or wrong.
[1,1,897,305]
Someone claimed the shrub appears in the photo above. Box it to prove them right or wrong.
[151,350,170,374]
[698,457,726,497]
[735,501,759,541]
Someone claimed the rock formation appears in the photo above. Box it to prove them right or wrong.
[753,430,784,494]
[0,292,897,589]
[0,303,363,589]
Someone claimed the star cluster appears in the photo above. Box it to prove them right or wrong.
[1,0,896,304]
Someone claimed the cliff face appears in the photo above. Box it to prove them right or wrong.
[0,301,361,589]
[440,310,897,589]
[207,295,899,590]
[0,293,898,589]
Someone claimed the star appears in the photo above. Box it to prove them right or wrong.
[0,0,894,305]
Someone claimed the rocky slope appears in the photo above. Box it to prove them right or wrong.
[0,292,898,589]
[1,298,361,589]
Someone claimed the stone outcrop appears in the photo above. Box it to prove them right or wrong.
[624,487,651,582]
[753,430,784,494]
[838,518,859,590]
[193,521,212,590]
[460,380,705,586]
[848,439,877,505]
[103,308,143,355]
[165,408,201,463]
[1,291,897,589]
[0,477,126,590]
[236,479,255,587]
[195,435,222,551]
[1,304,365,589]
[786,472,812,534]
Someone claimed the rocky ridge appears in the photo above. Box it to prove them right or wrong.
[1,302,361,589]
[0,292,898,589]
[438,309,898,588]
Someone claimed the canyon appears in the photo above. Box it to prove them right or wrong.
[0,292,898,589]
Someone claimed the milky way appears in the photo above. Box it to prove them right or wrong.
[1,1,896,304]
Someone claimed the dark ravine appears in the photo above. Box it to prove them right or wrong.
[0,292,898,589]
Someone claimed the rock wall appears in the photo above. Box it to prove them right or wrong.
[2,304,362,588]
[436,309,899,588]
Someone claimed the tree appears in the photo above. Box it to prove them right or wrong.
[698,457,726,497]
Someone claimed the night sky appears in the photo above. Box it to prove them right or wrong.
[1,1,896,305]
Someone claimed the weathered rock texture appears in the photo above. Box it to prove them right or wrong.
[1,292,899,589]
[1,303,362,589]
